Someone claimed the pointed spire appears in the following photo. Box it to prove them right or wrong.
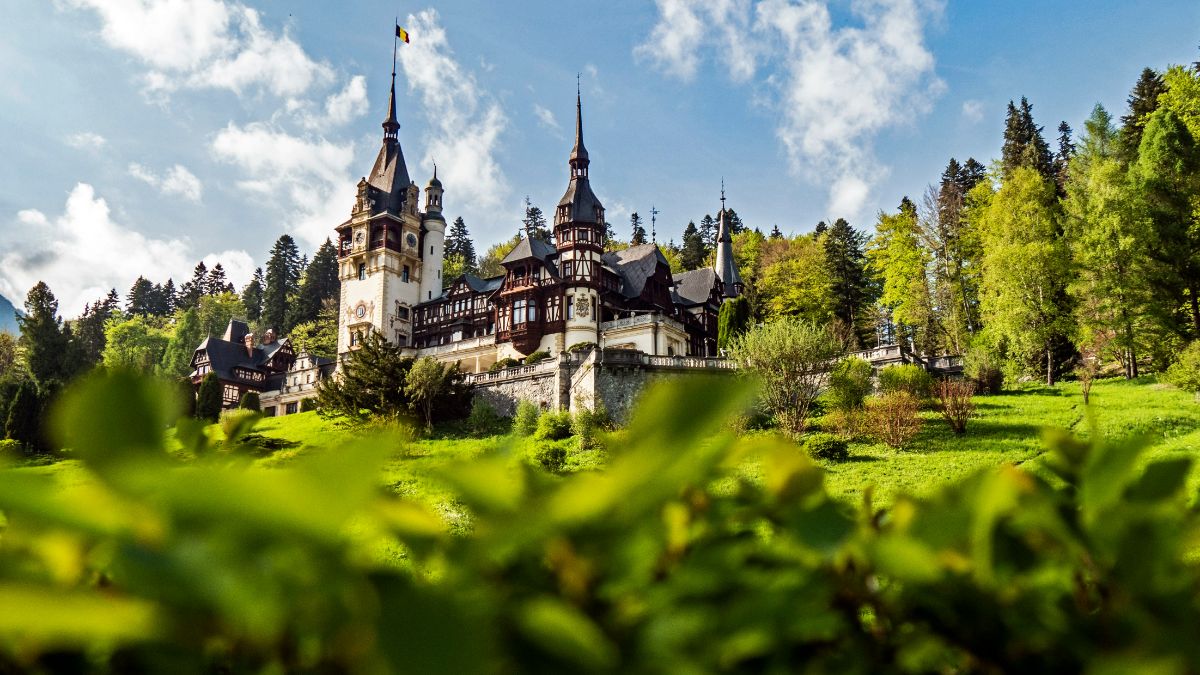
[382,71,400,142]
[570,75,589,175]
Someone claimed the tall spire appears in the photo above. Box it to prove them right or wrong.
[383,27,400,143]
[714,185,742,298]
[569,75,589,176]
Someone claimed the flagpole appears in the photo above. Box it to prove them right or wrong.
[392,15,398,78]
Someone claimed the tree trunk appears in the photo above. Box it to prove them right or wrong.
[1046,347,1055,386]
[1190,285,1200,338]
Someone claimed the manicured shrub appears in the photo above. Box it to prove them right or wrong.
[238,392,261,411]
[300,398,317,413]
[1165,341,1200,402]
[827,357,874,411]
[535,410,573,441]
[219,409,261,444]
[878,364,934,400]
[964,344,1004,394]
[513,400,540,437]
[3,380,40,451]
[524,350,552,365]
[572,403,611,450]
[467,399,505,437]
[568,341,597,353]
[534,444,567,473]
[717,296,751,351]
[934,379,976,434]
[865,392,923,448]
[802,432,849,462]
[0,438,25,461]
[490,357,521,372]
[195,373,222,422]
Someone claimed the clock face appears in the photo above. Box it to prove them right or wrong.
[355,305,366,319]
[355,232,365,244]
[406,233,418,248]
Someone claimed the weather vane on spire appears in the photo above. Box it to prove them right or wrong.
[720,178,726,211]
[650,205,659,244]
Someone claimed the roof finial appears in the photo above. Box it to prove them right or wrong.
[383,20,400,142]
[720,178,726,211]
[650,205,659,244]
[569,75,589,173]
[432,159,437,179]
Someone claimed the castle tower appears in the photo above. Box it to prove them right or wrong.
[713,192,743,299]
[334,64,425,355]
[419,167,446,302]
[553,88,605,348]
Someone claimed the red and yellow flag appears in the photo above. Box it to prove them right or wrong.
[396,25,410,43]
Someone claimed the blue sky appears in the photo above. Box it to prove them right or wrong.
[2,0,1198,315]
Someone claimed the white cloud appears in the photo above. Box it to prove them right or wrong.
[65,0,332,99]
[210,122,355,246]
[398,9,509,232]
[639,0,944,219]
[129,163,204,202]
[961,99,984,123]
[295,75,368,130]
[533,104,561,133]
[65,131,107,149]
[0,184,251,315]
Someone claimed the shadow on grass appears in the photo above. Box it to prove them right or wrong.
[842,455,881,463]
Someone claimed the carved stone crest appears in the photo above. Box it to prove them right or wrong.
[574,294,590,318]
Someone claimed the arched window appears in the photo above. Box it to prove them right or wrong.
[357,263,366,280]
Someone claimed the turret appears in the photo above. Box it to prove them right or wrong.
[419,168,447,303]
[713,188,743,298]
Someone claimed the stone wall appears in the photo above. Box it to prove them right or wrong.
[472,369,561,417]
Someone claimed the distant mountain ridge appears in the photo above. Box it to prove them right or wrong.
[0,295,20,334]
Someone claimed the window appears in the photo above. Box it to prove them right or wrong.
[350,331,360,347]
[285,402,298,415]
[562,260,574,278]
[528,301,538,322]
[397,306,409,320]
[513,299,527,325]
[396,333,408,347]
[263,406,276,417]
[402,265,410,282]
[357,263,366,280]
[223,385,239,403]
[567,295,574,319]
[430,245,435,255]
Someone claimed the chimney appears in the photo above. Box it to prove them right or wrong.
[243,333,254,357]
[263,329,276,345]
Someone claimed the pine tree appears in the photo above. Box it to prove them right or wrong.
[770,225,783,240]
[4,379,40,451]
[195,372,223,421]
[522,197,551,242]
[159,308,203,378]
[630,212,647,245]
[262,235,302,334]
[18,282,72,387]
[445,217,478,273]
[1053,121,1075,194]
[159,279,176,316]
[206,264,230,297]
[242,268,265,323]
[1002,97,1054,180]
[821,218,873,347]
[292,239,340,328]
[814,221,829,237]
[179,262,207,309]
[698,215,717,255]
[76,289,120,366]
[1120,67,1167,162]
[725,209,746,235]
[316,331,414,422]
[680,221,706,270]
[126,277,155,315]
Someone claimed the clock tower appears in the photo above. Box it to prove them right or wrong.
[335,67,430,355]
[554,88,605,348]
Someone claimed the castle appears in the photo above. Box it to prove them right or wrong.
[191,67,743,418]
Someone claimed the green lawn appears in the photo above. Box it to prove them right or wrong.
[818,376,1200,505]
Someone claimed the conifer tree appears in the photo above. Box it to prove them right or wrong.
[522,197,551,242]
[1120,67,1167,162]
[813,221,829,237]
[158,279,176,316]
[680,221,706,270]
[195,372,223,421]
[1001,97,1054,180]
[770,225,783,240]
[18,282,73,387]
[206,264,231,296]
[698,215,717,256]
[242,268,264,323]
[292,239,340,328]
[1053,121,1075,193]
[630,212,647,245]
[821,218,873,347]
[4,379,40,451]
[75,289,120,367]
[445,217,478,274]
[159,308,203,378]
[126,277,155,315]
[178,262,207,309]
[725,208,746,235]
[262,235,302,333]
[316,331,413,422]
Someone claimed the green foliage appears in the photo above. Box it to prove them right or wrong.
[524,350,552,365]
[533,443,567,473]
[196,292,246,340]
[490,357,521,372]
[827,356,874,411]
[317,331,412,423]
[477,234,522,278]
[513,400,540,437]
[0,438,23,461]
[729,318,844,436]
[262,234,302,333]
[716,296,750,350]
[878,364,935,399]
[964,341,1004,394]
[101,314,170,373]
[289,300,338,359]
[467,399,505,437]
[195,372,222,422]
[290,238,339,328]
[801,431,849,462]
[406,356,451,431]
[1165,341,1200,397]
[758,234,834,322]
[572,403,611,451]
[299,397,317,413]
[157,308,201,378]
[9,371,1200,671]
[18,281,78,387]
[866,391,923,448]
[567,341,596,353]
[868,200,937,352]
[3,379,39,451]
[238,391,260,411]
[535,410,573,441]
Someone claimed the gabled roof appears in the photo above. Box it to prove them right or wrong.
[672,268,720,307]
[192,320,294,387]
[602,243,670,298]
[501,236,558,265]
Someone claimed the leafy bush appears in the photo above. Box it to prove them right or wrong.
[572,403,611,450]
[866,391,923,448]
[195,372,222,422]
[218,409,261,450]
[535,410,573,441]
[238,391,260,411]
[934,378,976,434]
[567,341,597,353]
[11,370,1200,673]
[823,407,866,440]
[534,444,567,473]
[490,357,521,372]
[524,350,552,365]
[827,357,874,411]
[1165,341,1200,401]
[467,399,505,437]
[878,364,934,399]
[801,432,849,462]
[0,438,24,461]
[300,397,317,413]
[964,343,1004,394]
[513,400,540,436]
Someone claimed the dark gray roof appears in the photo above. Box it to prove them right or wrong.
[192,319,293,387]
[463,274,504,293]
[501,236,558,264]
[602,244,669,298]
[366,75,411,215]
[673,268,719,307]
[556,177,603,224]
[713,208,742,297]
[222,319,250,343]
